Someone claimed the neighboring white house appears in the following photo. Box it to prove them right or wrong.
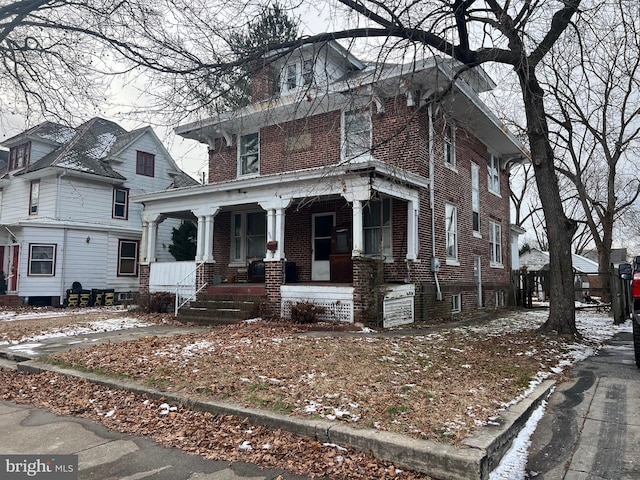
[0,117,198,306]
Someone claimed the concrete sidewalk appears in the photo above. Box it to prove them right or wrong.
[0,325,553,480]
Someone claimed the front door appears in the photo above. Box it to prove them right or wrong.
[312,213,334,281]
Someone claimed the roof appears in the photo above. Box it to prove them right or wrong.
[1,121,76,147]
[519,248,599,274]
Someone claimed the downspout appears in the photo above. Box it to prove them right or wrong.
[428,100,443,301]
[56,170,68,305]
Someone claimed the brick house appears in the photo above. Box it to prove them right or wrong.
[134,41,528,325]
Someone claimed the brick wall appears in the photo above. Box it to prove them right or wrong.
[265,261,283,317]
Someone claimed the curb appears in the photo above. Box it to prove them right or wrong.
[15,360,555,480]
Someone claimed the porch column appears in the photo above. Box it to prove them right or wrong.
[142,213,163,263]
[406,199,418,261]
[195,215,205,262]
[352,199,363,257]
[266,209,275,260]
[140,220,149,264]
[203,214,215,262]
[259,199,291,262]
[275,208,285,260]
[193,207,219,263]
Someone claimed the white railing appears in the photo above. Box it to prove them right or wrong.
[148,261,208,317]
[174,260,208,317]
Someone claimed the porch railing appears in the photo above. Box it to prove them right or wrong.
[174,260,208,317]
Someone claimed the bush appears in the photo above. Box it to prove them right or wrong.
[289,301,326,324]
[143,291,175,313]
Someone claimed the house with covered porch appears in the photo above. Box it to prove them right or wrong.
[134,41,528,326]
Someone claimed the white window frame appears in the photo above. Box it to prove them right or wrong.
[238,132,260,177]
[342,107,372,161]
[302,59,314,85]
[471,163,480,236]
[451,293,462,313]
[489,221,503,267]
[363,196,392,259]
[445,203,458,264]
[230,210,266,265]
[285,63,297,91]
[118,240,139,276]
[28,243,56,276]
[444,120,456,169]
[112,187,129,219]
[488,152,501,195]
[29,180,40,215]
[495,290,505,307]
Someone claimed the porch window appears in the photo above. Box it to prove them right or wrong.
[136,151,155,177]
[444,121,456,168]
[9,142,30,170]
[231,211,266,263]
[29,180,40,215]
[445,203,458,262]
[489,221,503,267]
[471,163,480,234]
[488,152,501,195]
[118,240,139,276]
[112,187,129,219]
[363,197,391,257]
[343,107,371,160]
[239,133,259,176]
[28,244,56,276]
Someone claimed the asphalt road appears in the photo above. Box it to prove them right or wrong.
[526,330,640,480]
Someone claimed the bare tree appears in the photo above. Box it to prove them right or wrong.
[543,0,640,302]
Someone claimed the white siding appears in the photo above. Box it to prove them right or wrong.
[18,227,64,298]
[28,141,58,164]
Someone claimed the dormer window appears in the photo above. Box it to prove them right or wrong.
[303,59,314,85]
[286,64,297,90]
[9,142,30,170]
[282,59,314,93]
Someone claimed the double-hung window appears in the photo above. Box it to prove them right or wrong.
[343,108,371,160]
[118,240,139,276]
[136,151,155,177]
[231,211,266,263]
[28,244,56,276]
[286,64,297,90]
[363,197,392,258]
[9,142,30,170]
[488,152,501,195]
[239,133,259,176]
[113,187,129,219]
[444,121,456,168]
[445,203,458,262]
[471,163,480,235]
[29,180,40,215]
[302,59,314,85]
[489,221,503,267]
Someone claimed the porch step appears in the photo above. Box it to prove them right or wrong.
[176,291,266,325]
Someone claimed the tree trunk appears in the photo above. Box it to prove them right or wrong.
[518,68,579,336]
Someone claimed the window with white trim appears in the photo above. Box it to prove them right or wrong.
[28,244,56,276]
[495,290,505,307]
[471,163,480,234]
[118,240,139,276]
[302,59,314,85]
[239,133,259,176]
[29,180,39,215]
[451,293,461,313]
[363,197,392,258]
[343,107,371,160]
[488,152,501,195]
[445,203,458,261]
[112,187,129,219]
[231,211,266,263]
[286,63,297,90]
[444,121,456,167]
[489,221,503,267]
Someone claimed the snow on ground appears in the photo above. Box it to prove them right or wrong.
[0,306,125,322]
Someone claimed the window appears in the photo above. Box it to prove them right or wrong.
[445,203,458,261]
[495,290,505,307]
[136,151,155,177]
[363,197,392,257]
[451,293,462,313]
[286,63,297,90]
[303,59,314,85]
[488,152,501,195]
[9,142,30,170]
[29,180,40,215]
[239,133,259,176]
[489,221,503,267]
[112,187,129,219]
[118,240,139,276]
[28,244,56,276]
[444,121,456,167]
[471,163,480,234]
[231,211,266,262]
[343,108,371,160]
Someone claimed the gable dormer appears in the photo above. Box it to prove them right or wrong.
[2,122,76,172]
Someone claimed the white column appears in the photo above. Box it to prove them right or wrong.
[275,207,285,260]
[266,209,276,260]
[352,199,363,257]
[147,220,158,263]
[406,200,418,261]
[140,221,149,264]
[195,215,205,262]
[204,214,215,262]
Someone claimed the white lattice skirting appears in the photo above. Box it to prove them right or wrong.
[281,285,355,323]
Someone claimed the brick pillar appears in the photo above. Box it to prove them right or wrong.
[139,264,150,305]
[265,260,284,319]
[196,262,215,292]
[352,257,382,325]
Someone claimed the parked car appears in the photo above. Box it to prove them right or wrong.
[619,260,639,367]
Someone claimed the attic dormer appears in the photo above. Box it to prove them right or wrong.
[2,122,76,173]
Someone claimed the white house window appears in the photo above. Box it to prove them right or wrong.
[444,121,456,168]
[302,59,314,85]
[445,203,458,261]
[488,152,501,195]
[363,197,392,258]
[343,108,371,160]
[28,244,56,276]
[113,187,129,219]
[118,240,139,276]
[231,211,266,263]
[451,293,462,313]
[286,63,297,90]
[29,180,40,215]
[489,221,503,267]
[471,163,480,234]
[239,133,259,176]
